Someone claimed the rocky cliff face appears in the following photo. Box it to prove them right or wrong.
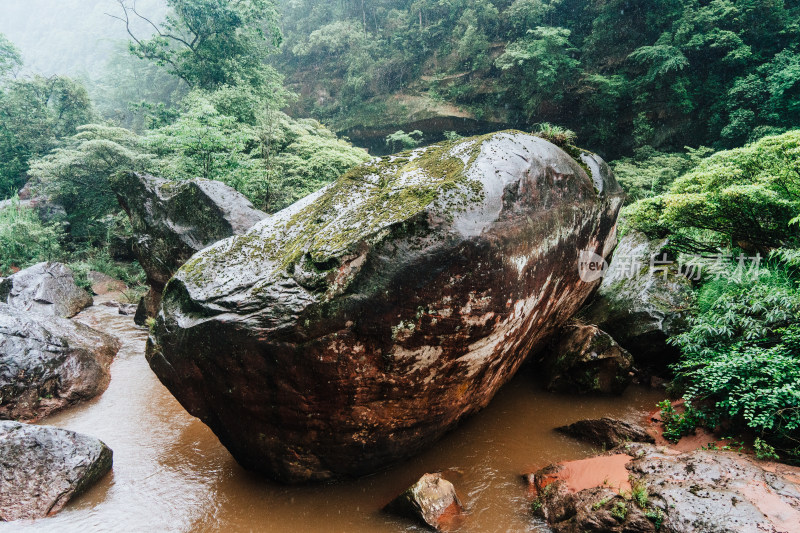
[146,131,625,482]
[110,172,267,323]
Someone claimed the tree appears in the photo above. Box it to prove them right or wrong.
[496,26,580,119]
[111,0,283,93]
[30,124,153,241]
[0,33,22,79]
[625,130,800,253]
[0,72,94,199]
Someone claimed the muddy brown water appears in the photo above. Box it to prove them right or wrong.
[12,297,664,532]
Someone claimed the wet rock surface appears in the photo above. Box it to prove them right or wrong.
[529,443,800,533]
[556,417,654,448]
[0,303,120,421]
[0,262,92,318]
[147,131,625,482]
[110,171,267,323]
[0,421,112,521]
[384,473,463,531]
[541,322,633,394]
[579,231,693,371]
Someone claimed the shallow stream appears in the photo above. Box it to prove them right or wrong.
[13,296,663,532]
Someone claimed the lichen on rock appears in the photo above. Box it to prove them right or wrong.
[148,130,626,482]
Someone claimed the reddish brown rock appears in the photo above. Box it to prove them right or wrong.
[528,443,800,533]
[87,271,127,295]
[147,131,625,482]
[556,417,654,448]
[385,473,463,531]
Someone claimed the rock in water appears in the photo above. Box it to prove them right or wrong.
[0,262,92,318]
[385,473,463,530]
[110,171,267,324]
[0,421,112,521]
[541,323,633,394]
[0,303,121,421]
[556,417,654,448]
[147,131,625,482]
[579,230,693,370]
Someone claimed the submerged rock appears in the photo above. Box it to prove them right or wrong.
[579,230,693,371]
[147,130,625,482]
[385,473,463,531]
[110,171,267,324]
[528,443,800,533]
[0,303,120,421]
[541,323,633,394]
[556,417,654,448]
[0,421,112,521]
[0,262,92,318]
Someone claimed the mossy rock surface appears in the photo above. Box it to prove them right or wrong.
[148,130,625,482]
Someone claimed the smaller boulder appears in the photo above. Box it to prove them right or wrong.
[541,323,633,395]
[0,421,113,521]
[556,418,654,449]
[110,171,267,322]
[0,303,121,421]
[0,262,92,318]
[385,473,464,531]
[87,271,127,296]
[579,230,693,371]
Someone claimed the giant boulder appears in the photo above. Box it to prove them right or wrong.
[110,172,267,323]
[0,262,92,318]
[147,131,625,482]
[0,421,112,521]
[579,230,693,370]
[0,303,120,421]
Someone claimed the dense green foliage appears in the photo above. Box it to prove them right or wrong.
[625,130,800,252]
[622,129,800,456]
[670,260,800,454]
[0,197,63,274]
[276,0,800,157]
[0,36,94,199]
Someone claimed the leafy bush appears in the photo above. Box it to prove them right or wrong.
[611,146,713,202]
[658,400,701,443]
[670,259,800,454]
[0,197,64,274]
[534,122,577,147]
[625,130,800,252]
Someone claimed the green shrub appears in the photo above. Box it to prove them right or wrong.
[534,122,577,147]
[0,197,64,274]
[625,130,800,253]
[670,260,800,453]
[658,400,701,443]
